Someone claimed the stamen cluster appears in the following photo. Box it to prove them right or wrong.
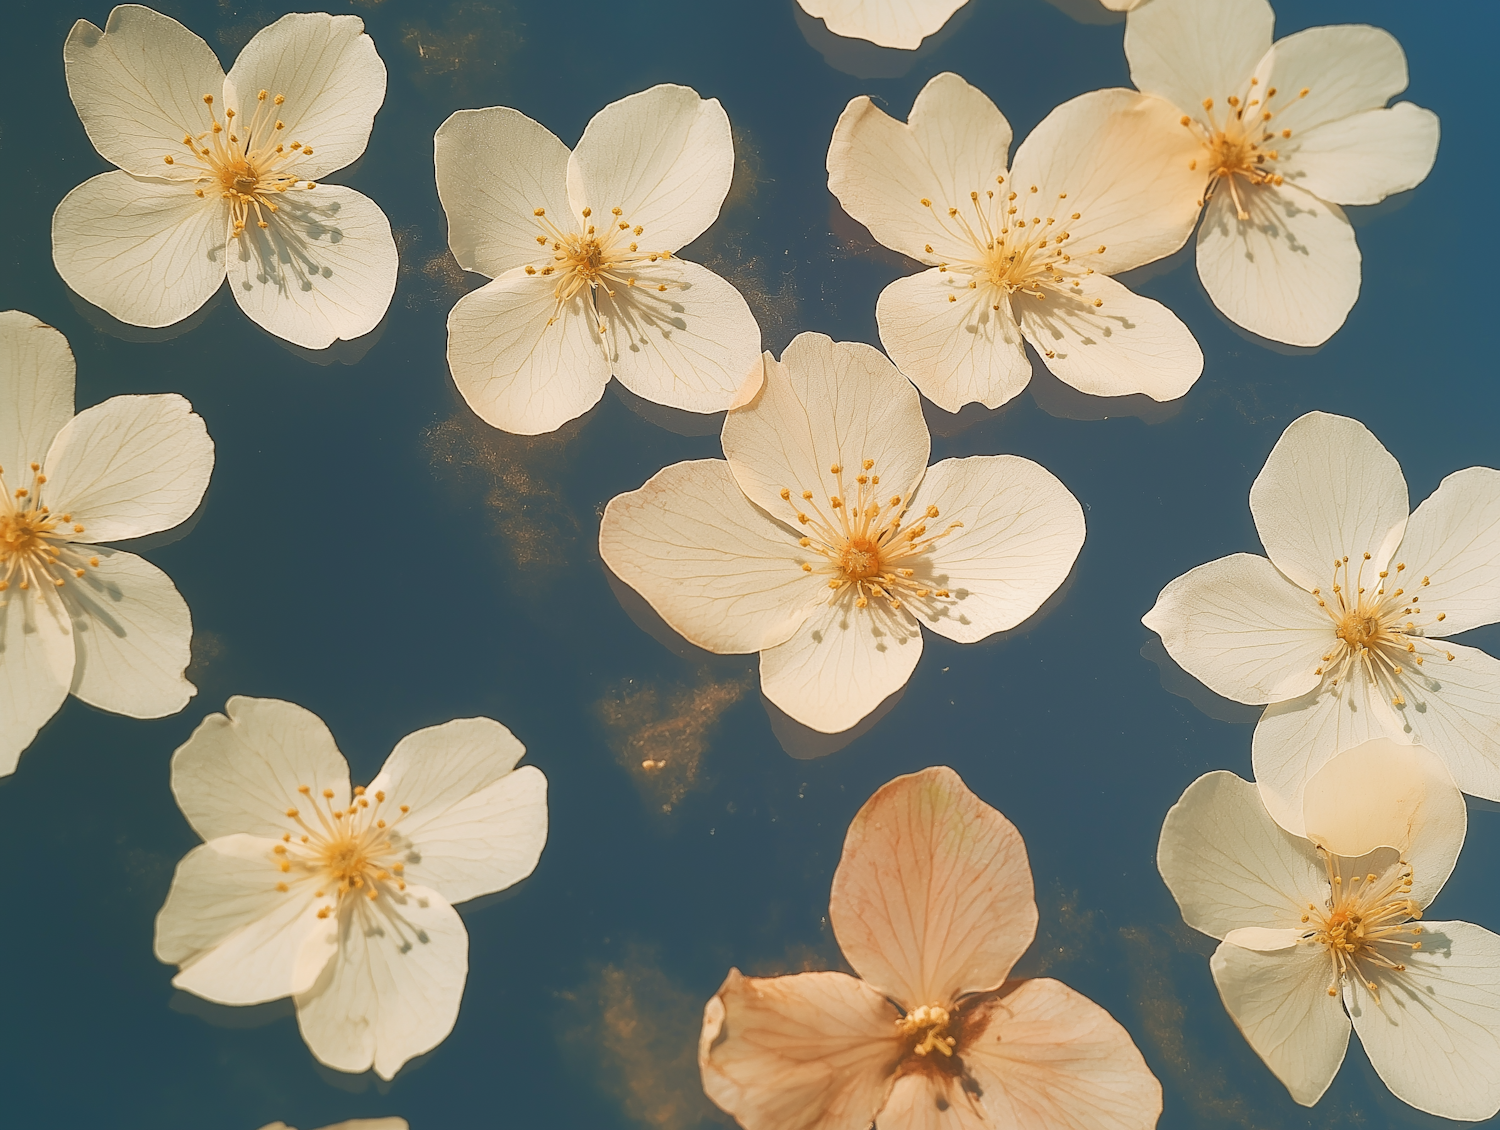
[524,206,677,335]
[275,783,412,920]
[895,1003,957,1058]
[0,462,96,601]
[1179,79,1312,218]
[1300,848,1423,1001]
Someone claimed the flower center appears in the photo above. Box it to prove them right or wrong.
[275,783,413,919]
[895,1004,956,1058]
[1179,80,1311,218]
[0,462,95,600]
[524,206,680,335]
[1300,848,1423,1001]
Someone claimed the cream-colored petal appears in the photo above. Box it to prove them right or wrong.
[1158,771,1323,941]
[229,184,396,350]
[832,766,1036,1005]
[1255,24,1414,139]
[0,311,75,485]
[294,886,468,1081]
[42,393,212,542]
[434,107,573,278]
[1195,183,1361,347]
[827,72,1012,263]
[911,455,1084,644]
[223,13,385,181]
[63,6,226,179]
[446,271,610,436]
[1398,640,1500,806]
[722,333,930,521]
[599,459,817,653]
[171,696,351,843]
[875,269,1032,413]
[698,968,901,1130]
[1142,553,1329,705]
[568,85,732,253]
[1285,104,1439,207]
[52,172,224,329]
[0,584,74,777]
[962,979,1162,1130]
[1019,272,1202,401]
[1393,467,1500,637]
[1248,411,1409,594]
[797,0,970,49]
[1124,0,1273,118]
[880,1073,988,1128]
[157,833,332,1004]
[1348,920,1500,1122]
[1209,938,1351,1106]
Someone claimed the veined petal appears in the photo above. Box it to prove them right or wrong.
[1195,184,1360,347]
[1157,771,1323,941]
[0,311,75,486]
[698,968,901,1130]
[912,455,1084,644]
[0,584,74,777]
[797,0,970,50]
[63,6,226,179]
[224,13,386,181]
[171,696,351,843]
[434,107,573,278]
[229,184,396,350]
[1348,920,1500,1123]
[880,1074,987,1128]
[1209,939,1351,1106]
[831,766,1036,1005]
[875,269,1032,413]
[1394,467,1500,637]
[1019,272,1202,402]
[1285,104,1439,207]
[1255,25,1413,138]
[827,72,1013,264]
[1124,0,1273,121]
[52,172,225,330]
[294,885,468,1081]
[568,85,732,253]
[1398,640,1500,806]
[599,459,817,654]
[1248,412,1409,594]
[446,272,610,436]
[43,393,212,542]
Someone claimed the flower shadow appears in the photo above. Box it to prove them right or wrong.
[67,285,225,344]
[1139,636,1261,724]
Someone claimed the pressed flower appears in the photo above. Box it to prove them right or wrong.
[1158,740,1500,1119]
[54,6,396,349]
[0,310,213,775]
[794,0,970,49]
[599,332,1084,733]
[155,697,548,1080]
[1123,0,1440,345]
[1143,411,1500,827]
[700,765,1162,1130]
[827,72,1205,413]
[435,85,761,436]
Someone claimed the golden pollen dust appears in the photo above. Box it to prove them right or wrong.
[1301,848,1423,1002]
[526,205,678,332]
[1182,81,1310,219]
[275,783,413,919]
[895,1004,957,1058]
[0,462,96,599]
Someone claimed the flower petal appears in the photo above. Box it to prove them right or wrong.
[0,585,74,777]
[1195,183,1360,347]
[1209,938,1351,1106]
[1248,411,1409,594]
[171,696,352,843]
[827,72,1012,264]
[229,184,396,350]
[63,6,226,179]
[1142,553,1329,704]
[52,172,224,329]
[1348,920,1500,1123]
[831,766,1036,1005]
[1019,272,1202,401]
[446,272,610,436]
[698,968,900,1130]
[911,455,1084,644]
[1285,104,1439,207]
[599,459,816,653]
[568,85,732,253]
[1256,24,1414,139]
[43,393,212,542]
[1124,0,1273,120]
[368,717,546,905]
[797,0,970,49]
[434,107,573,278]
[294,885,468,1081]
[875,269,1032,413]
[722,333,930,520]
[1398,640,1500,805]
[879,1073,987,1129]
[1394,467,1500,637]
[223,13,385,181]
[962,979,1163,1130]
[156,833,333,1005]
[0,311,76,485]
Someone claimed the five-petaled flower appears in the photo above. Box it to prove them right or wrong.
[699,765,1162,1130]
[599,332,1085,734]
[435,85,762,436]
[794,0,970,49]
[0,310,213,776]
[154,697,548,1080]
[54,5,397,350]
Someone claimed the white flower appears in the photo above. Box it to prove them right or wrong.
[794,0,970,49]
[1143,411,1500,827]
[1158,740,1500,1119]
[1124,0,1440,345]
[435,85,762,436]
[827,73,1205,413]
[599,332,1084,733]
[53,6,396,350]
[258,1121,406,1130]
[0,310,213,775]
[154,697,548,1080]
